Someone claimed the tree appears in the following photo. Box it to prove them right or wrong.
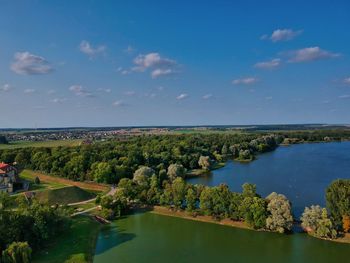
[229,192,243,220]
[238,149,251,160]
[118,178,135,200]
[265,192,293,233]
[133,166,154,187]
[172,177,186,209]
[300,205,337,239]
[2,242,32,263]
[167,164,185,181]
[185,187,197,212]
[242,183,257,198]
[198,156,211,170]
[199,187,213,215]
[210,184,231,219]
[90,162,113,183]
[147,175,160,205]
[34,176,40,185]
[160,182,172,207]
[0,136,8,144]
[240,196,267,229]
[326,179,350,229]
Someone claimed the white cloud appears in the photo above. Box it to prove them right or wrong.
[287,47,340,63]
[262,29,302,42]
[24,88,36,94]
[265,96,273,100]
[11,52,53,75]
[97,88,111,93]
[232,77,258,85]
[151,68,174,79]
[254,58,281,69]
[79,40,106,57]
[134,53,176,70]
[112,100,126,107]
[343,77,350,85]
[1,84,13,92]
[176,93,188,100]
[51,98,67,104]
[47,89,56,95]
[202,94,213,100]
[69,85,94,97]
[339,94,350,99]
[133,53,178,78]
[124,91,136,96]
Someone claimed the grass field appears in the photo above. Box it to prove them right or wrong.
[0,139,83,149]
[33,216,101,263]
[35,186,96,205]
[20,169,109,192]
[20,170,67,191]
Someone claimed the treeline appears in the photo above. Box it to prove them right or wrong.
[0,134,280,184]
[278,129,350,143]
[98,165,294,233]
[0,193,69,262]
[99,166,350,239]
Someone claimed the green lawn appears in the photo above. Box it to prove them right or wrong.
[0,139,82,149]
[35,186,96,205]
[33,216,101,263]
[19,170,67,192]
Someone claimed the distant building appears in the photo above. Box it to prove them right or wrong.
[0,162,19,193]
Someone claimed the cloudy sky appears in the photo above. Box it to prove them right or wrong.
[0,0,350,128]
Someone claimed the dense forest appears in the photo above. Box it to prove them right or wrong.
[1,133,280,183]
[1,130,349,185]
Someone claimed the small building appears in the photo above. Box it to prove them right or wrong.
[0,162,19,193]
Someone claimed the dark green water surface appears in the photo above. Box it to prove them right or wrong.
[94,212,350,263]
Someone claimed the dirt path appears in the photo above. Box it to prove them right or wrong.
[68,187,116,206]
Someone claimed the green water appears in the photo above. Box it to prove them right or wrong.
[94,212,350,263]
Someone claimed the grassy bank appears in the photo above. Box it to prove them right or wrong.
[33,216,101,263]
[20,169,109,192]
[34,186,96,205]
[0,139,83,149]
[150,206,250,230]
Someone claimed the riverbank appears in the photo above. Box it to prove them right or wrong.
[150,206,350,244]
[151,205,250,230]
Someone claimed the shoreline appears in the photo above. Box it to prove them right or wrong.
[148,205,350,244]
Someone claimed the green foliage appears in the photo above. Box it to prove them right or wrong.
[34,176,40,185]
[198,156,211,170]
[242,183,257,198]
[167,164,185,181]
[240,197,267,229]
[185,187,197,212]
[326,179,350,229]
[0,136,8,145]
[90,162,113,183]
[172,177,186,209]
[0,194,69,255]
[265,192,293,233]
[301,205,337,239]
[2,242,32,263]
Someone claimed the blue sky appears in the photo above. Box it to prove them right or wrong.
[0,0,350,128]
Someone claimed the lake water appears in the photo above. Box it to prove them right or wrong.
[94,212,350,263]
[94,142,350,262]
[188,141,350,216]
